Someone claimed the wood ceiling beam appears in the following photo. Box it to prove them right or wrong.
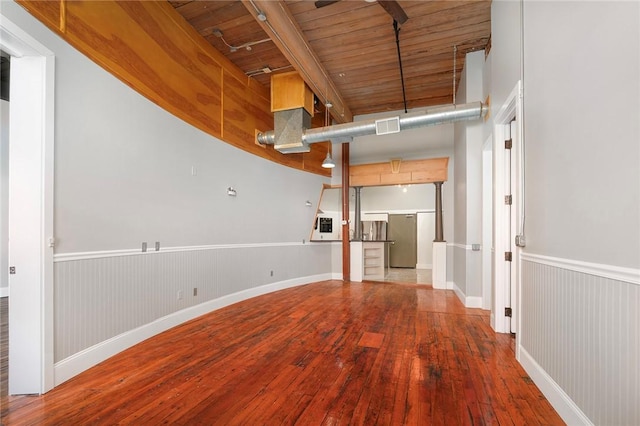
[241,0,353,123]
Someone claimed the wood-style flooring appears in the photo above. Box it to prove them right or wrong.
[0,281,563,425]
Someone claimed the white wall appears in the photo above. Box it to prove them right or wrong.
[491,1,640,424]
[523,2,639,267]
[3,0,333,387]
[453,50,487,304]
[0,99,8,296]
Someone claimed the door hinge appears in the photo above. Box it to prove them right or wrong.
[505,307,512,317]
[9,266,16,275]
[505,195,512,205]
[504,251,512,262]
[505,139,513,149]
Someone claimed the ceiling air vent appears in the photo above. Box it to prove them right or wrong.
[375,116,400,135]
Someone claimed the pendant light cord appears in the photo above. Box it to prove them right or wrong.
[453,45,457,105]
[393,20,408,113]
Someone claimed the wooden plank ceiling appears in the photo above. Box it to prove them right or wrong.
[170,0,491,118]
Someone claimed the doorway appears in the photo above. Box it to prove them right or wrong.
[1,13,55,394]
[492,81,523,343]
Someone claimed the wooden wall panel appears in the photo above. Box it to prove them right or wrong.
[62,1,223,137]
[350,157,449,187]
[16,0,329,176]
[17,0,62,31]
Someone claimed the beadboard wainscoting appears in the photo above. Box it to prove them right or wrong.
[53,243,332,386]
[520,253,640,426]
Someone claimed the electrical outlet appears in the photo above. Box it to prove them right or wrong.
[193,288,198,296]
[177,290,183,300]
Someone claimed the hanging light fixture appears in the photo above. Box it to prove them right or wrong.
[321,97,335,168]
[322,151,335,168]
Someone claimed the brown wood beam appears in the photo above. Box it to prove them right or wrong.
[350,157,449,187]
[241,0,353,124]
[341,143,350,281]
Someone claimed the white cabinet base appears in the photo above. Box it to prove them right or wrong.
[350,241,385,282]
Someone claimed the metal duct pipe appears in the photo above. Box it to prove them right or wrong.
[256,101,486,148]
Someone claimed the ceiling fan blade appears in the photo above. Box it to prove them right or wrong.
[315,0,340,8]
[378,0,408,25]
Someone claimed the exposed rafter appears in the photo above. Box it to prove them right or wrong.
[241,0,353,124]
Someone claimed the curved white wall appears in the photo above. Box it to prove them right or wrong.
[3,0,332,387]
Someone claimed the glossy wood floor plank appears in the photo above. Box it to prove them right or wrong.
[1,281,564,425]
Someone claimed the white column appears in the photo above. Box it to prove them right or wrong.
[432,242,447,289]
[350,241,363,282]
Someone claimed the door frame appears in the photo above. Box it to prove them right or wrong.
[388,213,417,268]
[481,135,492,311]
[492,81,523,346]
[1,13,55,394]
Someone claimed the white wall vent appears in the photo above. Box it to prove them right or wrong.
[375,116,400,135]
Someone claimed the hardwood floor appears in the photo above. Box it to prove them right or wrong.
[0,281,563,425]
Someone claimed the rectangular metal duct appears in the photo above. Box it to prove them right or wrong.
[273,108,311,153]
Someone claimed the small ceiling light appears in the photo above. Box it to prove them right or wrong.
[322,152,336,169]
[305,200,313,207]
[227,187,237,196]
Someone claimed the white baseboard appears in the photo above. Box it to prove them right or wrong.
[0,287,8,298]
[465,296,483,308]
[519,347,592,425]
[416,263,432,270]
[452,281,464,303]
[54,273,332,386]
[445,281,454,290]
[452,282,483,308]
